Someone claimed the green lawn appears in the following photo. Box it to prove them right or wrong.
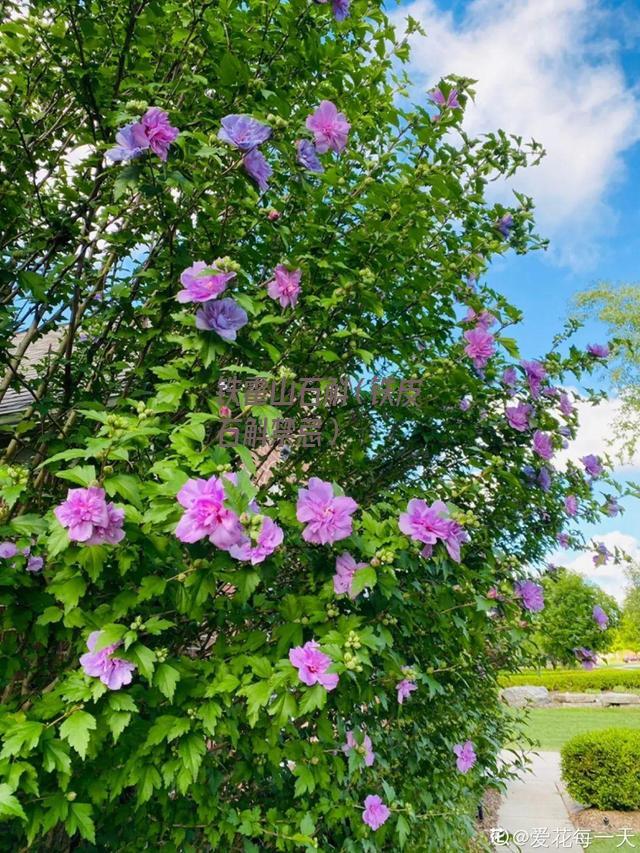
[517,707,640,750]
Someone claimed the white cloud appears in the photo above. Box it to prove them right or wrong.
[556,391,640,472]
[551,530,639,602]
[392,0,640,269]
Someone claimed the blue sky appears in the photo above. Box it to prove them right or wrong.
[393,0,640,601]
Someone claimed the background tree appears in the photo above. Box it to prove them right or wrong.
[574,283,640,462]
[533,570,620,667]
[611,561,640,652]
[0,0,617,850]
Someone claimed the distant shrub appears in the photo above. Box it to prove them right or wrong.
[562,729,640,809]
[500,669,640,692]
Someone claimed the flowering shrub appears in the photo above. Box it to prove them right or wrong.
[0,0,625,850]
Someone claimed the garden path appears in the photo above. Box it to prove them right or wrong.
[496,752,584,850]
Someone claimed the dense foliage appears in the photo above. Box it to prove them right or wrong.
[0,0,622,849]
[562,728,640,810]
[499,669,640,692]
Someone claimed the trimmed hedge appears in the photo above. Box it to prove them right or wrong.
[562,729,640,809]
[500,669,640,692]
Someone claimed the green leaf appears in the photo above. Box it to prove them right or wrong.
[10,514,48,536]
[55,465,97,487]
[0,783,26,821]
[42,739,72,775]
[77,546,107,582]
[47,520,70,556]
[59,711,96,759]
[66,802,95,843]
[106,711,132,743]
[49,573,87,610]
[127,643,156,679]
[155,663,180,700]
[240,680,273,726]
[351,566,377,596]
[177,733,205,782]
[36,606,63,626]
[104,474,142,508]
[138,575,167,601]
[396,813,410,849]
[92,623,127,651]
[0,720,44,758]
[298,684,327,715]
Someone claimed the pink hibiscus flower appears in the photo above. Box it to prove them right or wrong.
[289,640,339,690]
[296,477,358,545]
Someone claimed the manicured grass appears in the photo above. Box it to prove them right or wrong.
[518,707,640,751]
[590,837,637,852]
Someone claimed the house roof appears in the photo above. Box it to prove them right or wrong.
[0,328,62,419]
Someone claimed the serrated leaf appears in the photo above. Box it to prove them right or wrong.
[298,683,327,714]
[0,783,26,821]
[351,566,377,596]
[66,802,95,843]
[41,739,71,775]
[36,607,63,626]
[104,474,142,508]
[154,663,180,700]
[59,711,96,759]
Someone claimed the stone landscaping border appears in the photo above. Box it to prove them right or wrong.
[500,685,640,708]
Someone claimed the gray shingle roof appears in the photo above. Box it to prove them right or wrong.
[0,328,62,418]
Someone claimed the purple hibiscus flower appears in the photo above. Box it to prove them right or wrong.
[80,630,136,690]
[106,121,150,162]
[362,795,390,831]
[593,542,612,567]
[26,555,44,573]
[296,477,357,544]
[289,640,338,690]
[267,264,302,308]
[565,495,578,517]
[593,605,608,630]
[343,730,375,766]
[243,148,272,192]
[195,298,248,341]
[54,487,124,546]
[305,101,350,154]
[505,401,531,432]
[463,326,495,369]
[605,497,621,517]
[228,516,284,565]
[176,260,236,304]
[520,360,547,399]
[140,107,179,161]
[333,551,368,598]
[174,476,245,550]
[533,430,554,460]
[537,467,552,492]
[218,114,272,151]
[574,647,597,670]
[581,454,603,478]
[559,393,574,416]
[396,679,417,704]
[514,580,544,613]
[296,139,324,173]
[496,213,514,237]
[453,740,477,773]
[587,343,610,358]
[0,542,18,558]
[429,87,460,109]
